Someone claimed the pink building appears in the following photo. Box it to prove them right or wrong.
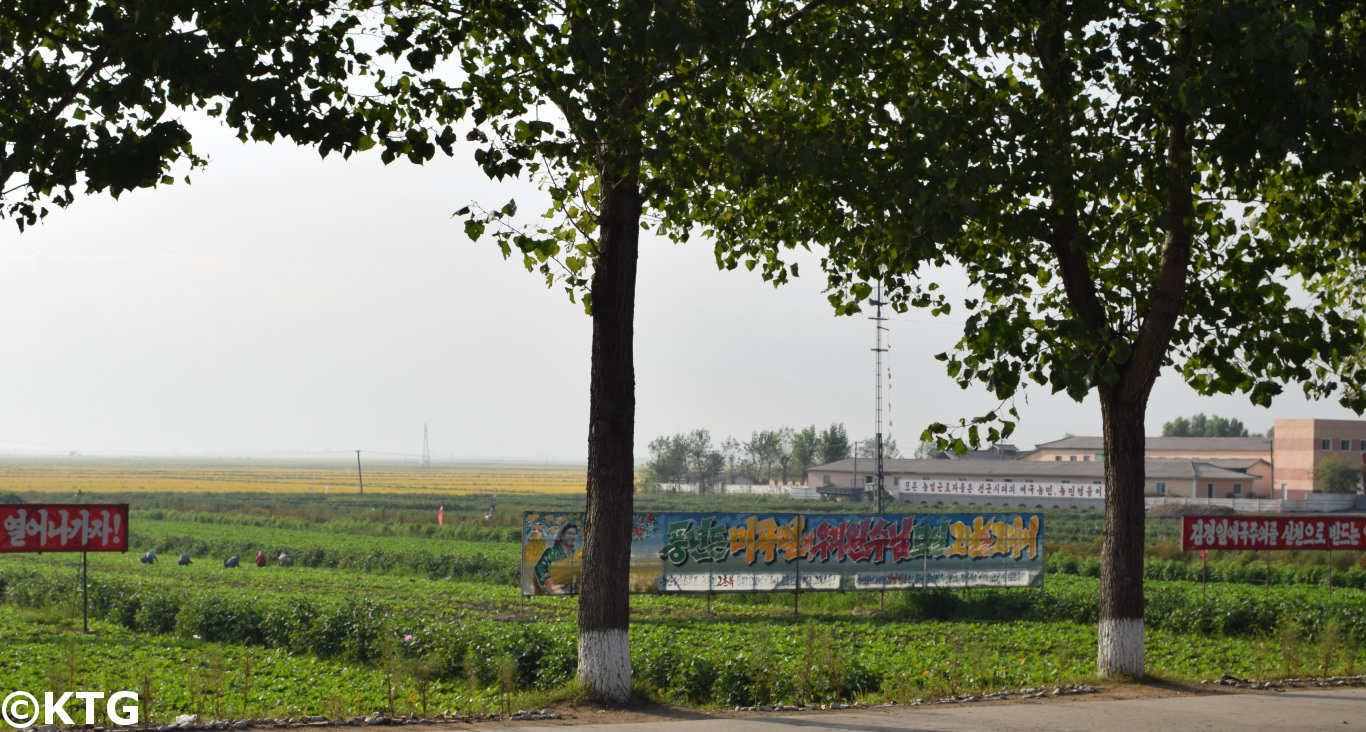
[1273,419,1366,499]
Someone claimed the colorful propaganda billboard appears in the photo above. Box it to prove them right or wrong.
[1,504,129,553]
[1181,515,1366,552]
[521,511,1043,596]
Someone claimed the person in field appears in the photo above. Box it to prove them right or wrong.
[277,551,294,567]
[255,550,267,567]
[177,553,192,566]
[224,554,240,568]
[533,522,579,594]
[139,550,157,564]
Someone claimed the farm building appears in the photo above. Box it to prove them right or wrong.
[804,417,1365,505]
[807,457,1261,508]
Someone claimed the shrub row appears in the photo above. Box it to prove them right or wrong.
[0,567,572,690]
[1046,555,1366,589]
[634,641,878,706]
[125,533,515,584]
[140,510,519,543]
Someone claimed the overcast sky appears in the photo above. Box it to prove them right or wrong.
[0,119,1361,463]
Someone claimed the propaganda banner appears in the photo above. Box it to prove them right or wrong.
[898,478,1104,500]
[521,511,1044,596]
[0,504,129,553]
[1181,515,1366,552]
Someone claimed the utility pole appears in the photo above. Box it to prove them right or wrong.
[422,424,431,469]
[356,450,364,495]
[871,280,888,515]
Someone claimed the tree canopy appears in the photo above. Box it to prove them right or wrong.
[0,0,390,229]
[642,423,852,489]
[1161,414,1249,438]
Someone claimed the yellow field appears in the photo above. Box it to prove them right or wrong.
[0,458,587,495]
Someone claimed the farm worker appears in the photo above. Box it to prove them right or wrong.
[224,554,240,568]
[277,552,294,567]
[533,522,579,594]
[254,550,267,567]
[139,551,157,564]
[177,553,192,566]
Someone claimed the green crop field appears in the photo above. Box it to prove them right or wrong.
[3,477,1365,723]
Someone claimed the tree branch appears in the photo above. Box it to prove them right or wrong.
[1126,17,1194,403]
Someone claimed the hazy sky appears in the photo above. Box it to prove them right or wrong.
[1,118,1361,462]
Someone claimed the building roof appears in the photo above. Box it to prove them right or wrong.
[934,443,1023,460]
[1031,436,1271,452]
[808,457,1257,481]
[1198,457,1272,471]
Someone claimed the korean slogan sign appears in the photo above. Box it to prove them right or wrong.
[1,505,129,553]
[521,511,1044,596]
[1181,515,1366,552]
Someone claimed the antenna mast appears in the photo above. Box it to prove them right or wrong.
[871,280,888,514]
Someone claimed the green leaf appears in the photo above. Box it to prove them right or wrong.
[464,220,486,242]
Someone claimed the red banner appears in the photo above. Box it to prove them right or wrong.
[0,504,129,552]
[1181,515,1366,551]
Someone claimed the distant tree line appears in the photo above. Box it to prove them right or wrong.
[639,424,902,490]
[1160,413,1271,439]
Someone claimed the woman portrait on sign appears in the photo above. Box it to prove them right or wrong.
[532,522,580,594]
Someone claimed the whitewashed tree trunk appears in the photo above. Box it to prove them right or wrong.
[1097,617,1145,678]
[578,628,632,703]
[1096,393,1151,681]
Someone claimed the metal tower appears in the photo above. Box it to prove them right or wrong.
[871,281,888,514]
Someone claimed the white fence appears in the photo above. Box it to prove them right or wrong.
[656,482,1366,513]
[655,482,793,496]
[1145,495,1366,513]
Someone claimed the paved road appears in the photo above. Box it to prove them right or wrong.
[492,687,1366,731]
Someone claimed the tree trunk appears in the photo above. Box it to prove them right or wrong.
[1097,387,1148,678]
[577,172,642,703]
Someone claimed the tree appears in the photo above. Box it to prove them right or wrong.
[1162,414,1248,438]
[642,430,722,490]
[857,436,900,460]
[719,436,746,483]
[698,0,1366,679]
[818,423,851,465]
[643,435,689,488]
[789,425,821,477]
[364,0,832,701]
[1316,456,1364,495]
[0,0,378,229]
[744,429,790,483]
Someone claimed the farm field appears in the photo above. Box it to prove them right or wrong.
[0,457,588,495]
[4,475,1366,722]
